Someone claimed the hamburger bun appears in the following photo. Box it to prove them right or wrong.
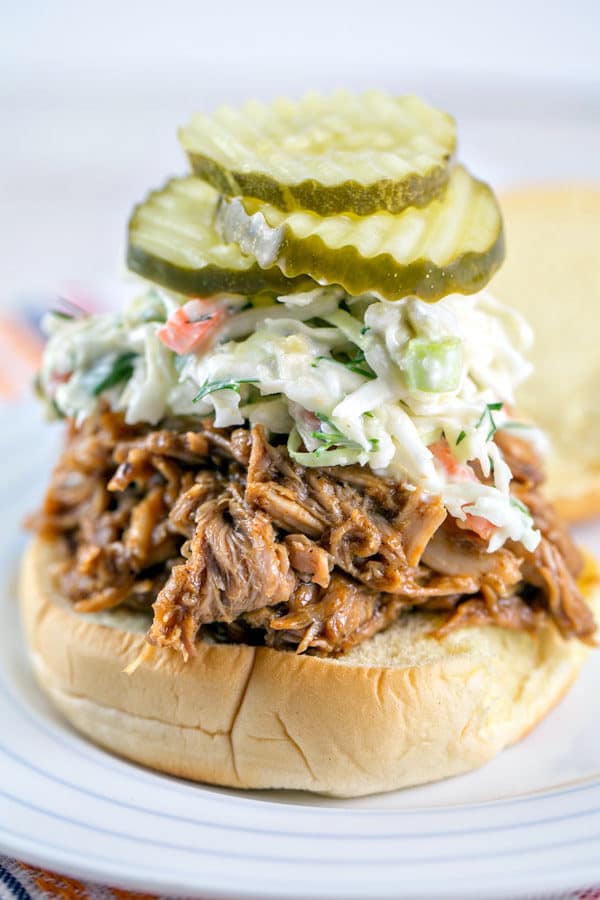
[493,184,600,522]
[20,536,600,798]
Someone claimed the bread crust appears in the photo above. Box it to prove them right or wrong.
[554,484,600,525]
[494,184,600,523]
[20,536,600,797]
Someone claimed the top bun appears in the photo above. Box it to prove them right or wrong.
[493,184,600,522]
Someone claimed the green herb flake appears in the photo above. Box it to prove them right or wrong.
[193,378,259,403]
[51,398,65,419]
[310,413,369,454]
[91,352,138,396]
[456,430,467,445]
[510,496,532,518]
[341,348,376,379]
[50,309,75,321]
[477,402,504,441]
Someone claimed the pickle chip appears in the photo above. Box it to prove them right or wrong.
[217,165,505,302]
[179,92,456,216]
[127,177,316,296]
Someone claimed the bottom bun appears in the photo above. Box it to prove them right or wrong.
[20,536,600,797]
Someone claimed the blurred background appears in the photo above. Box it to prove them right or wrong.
[1,0,599,308]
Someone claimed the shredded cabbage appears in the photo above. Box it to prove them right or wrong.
[39,285,542,551]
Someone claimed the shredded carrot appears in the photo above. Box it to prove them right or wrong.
[429,438,496,539]
[158,306,226,354]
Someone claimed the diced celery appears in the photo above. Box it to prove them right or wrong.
[402,337,463,392]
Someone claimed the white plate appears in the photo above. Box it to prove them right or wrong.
[1,398,600,900]
[2,81,600,898]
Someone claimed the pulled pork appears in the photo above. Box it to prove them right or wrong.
[32,412,596,658]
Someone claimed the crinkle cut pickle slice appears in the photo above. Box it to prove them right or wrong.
[180,91,456,216]
[127,176,317,296]
[217,165,505,302]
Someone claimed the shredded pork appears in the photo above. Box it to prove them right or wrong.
[32,412,596,658]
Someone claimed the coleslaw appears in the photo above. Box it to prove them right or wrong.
[39,285,543,552]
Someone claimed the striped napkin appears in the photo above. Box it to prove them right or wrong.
[0,855,159,900]
[1,854,600,900]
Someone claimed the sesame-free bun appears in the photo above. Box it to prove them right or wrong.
[492,184,600,522]
[20,536,600,797]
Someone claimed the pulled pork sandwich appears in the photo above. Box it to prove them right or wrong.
[23,92,599,797]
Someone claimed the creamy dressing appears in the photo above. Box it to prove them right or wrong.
[39,285,542,552]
